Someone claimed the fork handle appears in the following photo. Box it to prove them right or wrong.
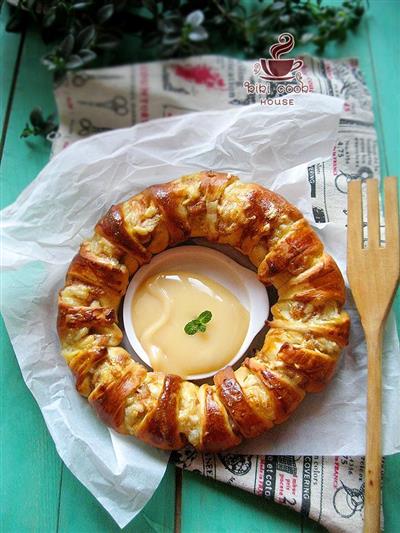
[364,325,384,533]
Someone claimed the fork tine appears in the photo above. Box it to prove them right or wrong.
[384,177,399,248]
[348,179,363,249]
[366,178,380,248]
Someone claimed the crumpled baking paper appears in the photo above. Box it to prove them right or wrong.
[1,94,399,528]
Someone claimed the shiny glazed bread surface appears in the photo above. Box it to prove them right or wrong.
[57,171,350,452]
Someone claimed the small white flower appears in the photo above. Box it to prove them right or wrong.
[186,10,208,42]
[186,10,205,27]
[189,26,209,42]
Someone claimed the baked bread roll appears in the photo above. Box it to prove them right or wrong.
[57,171,349,452]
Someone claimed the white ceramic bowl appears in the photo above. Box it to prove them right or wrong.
[123,245,269,380]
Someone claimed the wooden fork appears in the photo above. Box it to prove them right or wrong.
[347,177,399,533]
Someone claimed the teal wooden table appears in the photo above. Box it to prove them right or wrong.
[1,2,399,532]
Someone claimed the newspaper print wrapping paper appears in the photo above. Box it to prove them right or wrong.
[2,55,396,531]
[53,54,380,227]
[172,451,384,533]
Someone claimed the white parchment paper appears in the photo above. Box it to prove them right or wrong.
[1,94,399,527]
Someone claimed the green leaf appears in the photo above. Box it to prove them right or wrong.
[21,0,35,9]
[43,122,57,135]
[65,54,84,69]
[20,125,34,138]
[43,8,56,28]
[59,34,75,58]
[76,25,96,49]
[184,321,199,335]
[198,310,212,324]
[21,107,58,141]
[95,34,121,50]
[162,20,179,34]
[162,35,180,46]
[212,15,224,25]
[41,57,58,71]
[29,108,45,128]
[97,4,114,24]
[279,14,290,24]
[79,49,97,64]
[271,1,286,11]
[301,32,314,44]
[71,2,93,10]
[184,310,212,335]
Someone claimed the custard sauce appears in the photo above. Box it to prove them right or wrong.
[131,271,249,377]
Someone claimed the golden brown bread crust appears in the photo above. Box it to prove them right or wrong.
[136,375,185,450]
[57,170,350,452]
[198,385,242,452]
[214,367,271,439]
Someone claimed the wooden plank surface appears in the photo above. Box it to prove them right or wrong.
[57,463,176,533]
[0,12,63,533]
[366,0,400,178]
[0,318,62,533]
[0,31,55,203]
[366,4,400,533]
[0,1,399,532]
[181,471,326,533]
[0,4,22,137]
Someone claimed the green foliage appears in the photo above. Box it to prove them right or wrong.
[184,310,213,335]
[20,107,58,139]
[9,0,364,142]
[7,0,365,80]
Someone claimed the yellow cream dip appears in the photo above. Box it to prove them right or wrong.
[131,271,250,378]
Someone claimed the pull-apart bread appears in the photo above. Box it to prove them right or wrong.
[57,171,350,452]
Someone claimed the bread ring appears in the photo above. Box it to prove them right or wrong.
[57,171,350,452]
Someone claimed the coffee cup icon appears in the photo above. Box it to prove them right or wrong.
[260,57,303,80]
